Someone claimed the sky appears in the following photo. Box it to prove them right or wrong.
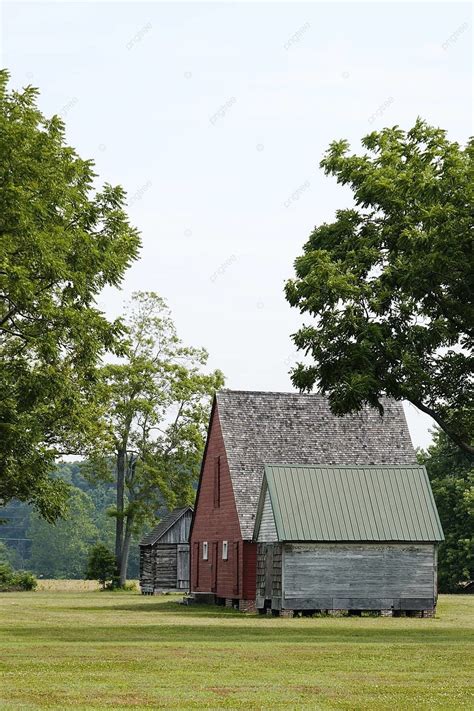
[1,1,472,449]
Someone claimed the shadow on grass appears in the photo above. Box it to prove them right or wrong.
[73,600,241,615]
[3,622,468,645]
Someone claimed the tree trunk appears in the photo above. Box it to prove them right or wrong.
[115,448,126,579]
[119,512,134,587]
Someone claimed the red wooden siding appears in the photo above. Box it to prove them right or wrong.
[242,542,257,599]
[191,406,256,599]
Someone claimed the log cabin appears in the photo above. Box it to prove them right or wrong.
[189,389,418,611]
[254,464,444,616]
[139,506,193,594]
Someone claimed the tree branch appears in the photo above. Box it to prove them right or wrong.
[410,399,474,456]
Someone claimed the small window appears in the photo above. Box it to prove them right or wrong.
[222,541,228,561]
[202,542,208,560]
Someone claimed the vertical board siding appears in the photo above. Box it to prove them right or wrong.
[256,544,265,600]
[191,407,250,599]
[157,512,193,544]
[282,542,436,609]
[177,544,190,589]
[258,487,278,542]
[242,541,257,599]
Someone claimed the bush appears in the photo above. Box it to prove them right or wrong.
[107,580,138,592]
[85,544,116,589]
[14,570,37,590]
[0,562,37,591]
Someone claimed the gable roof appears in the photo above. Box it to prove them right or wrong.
[139,506,193,546]
[216,390,416,539]
[255,464,444,543]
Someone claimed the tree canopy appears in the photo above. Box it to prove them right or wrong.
[0,70,141,519]
[418,430,473,592]
[285,119,473,454]
[88,291,224,586]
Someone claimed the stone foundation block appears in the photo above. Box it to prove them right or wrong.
[238,599,256,613]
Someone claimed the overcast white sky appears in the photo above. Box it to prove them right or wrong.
[1,1,472,449]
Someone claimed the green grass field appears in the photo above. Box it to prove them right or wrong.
[0,589,472,710]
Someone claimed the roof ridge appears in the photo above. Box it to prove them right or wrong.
[218,389,324,396]
[265,463,423,469]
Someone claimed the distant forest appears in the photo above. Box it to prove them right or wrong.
[0,463,143,579]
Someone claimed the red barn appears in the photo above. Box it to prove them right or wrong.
[190,390,416,611]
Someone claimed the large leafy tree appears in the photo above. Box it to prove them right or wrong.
[0,70,141,520]
[285,119,473,454]
[89,292,224,586]
[418,431,473,592]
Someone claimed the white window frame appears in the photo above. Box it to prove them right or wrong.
[202,541,208,561]
[222,540,228,561]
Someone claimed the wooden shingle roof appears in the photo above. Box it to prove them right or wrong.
[216,390,416,540]
[256,464,444,542]
[139,506,193,546]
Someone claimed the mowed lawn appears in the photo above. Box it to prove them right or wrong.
[0,589,473,710]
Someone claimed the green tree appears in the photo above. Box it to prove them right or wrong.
[418,430,473,592]
[89,292,224,586]
[285,119,473,454]
[0,541,18,567]
[86,543,116,589]
[28,488,99,578]
[0,69,141,520]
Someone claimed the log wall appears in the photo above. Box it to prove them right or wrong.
[155,544,177,589]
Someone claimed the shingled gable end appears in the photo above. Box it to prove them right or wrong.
[190,390,416,610]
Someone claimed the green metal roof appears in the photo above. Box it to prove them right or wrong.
[259,464,444,542]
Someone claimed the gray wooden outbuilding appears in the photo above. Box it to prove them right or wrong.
[254,464,444,617]
[139,507,193,594]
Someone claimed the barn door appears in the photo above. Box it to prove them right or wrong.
[177,544,190,590]
[211,542,218,592]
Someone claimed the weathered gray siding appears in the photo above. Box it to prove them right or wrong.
[282,542,437,611]
[177,544,190,589]
[258,488,278,543]
[155,544,177,589]
[256,543,282,610]
[140,509,193,593]
[158,512,192,544]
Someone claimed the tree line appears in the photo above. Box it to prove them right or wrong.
[0,462,124,579]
